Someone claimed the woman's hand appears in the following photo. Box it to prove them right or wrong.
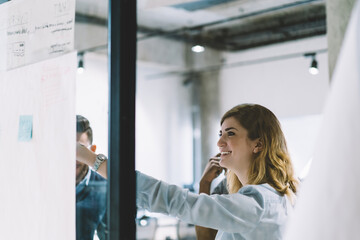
[199,153,225,194]
[196,154,225,240]
[201,153,224,183]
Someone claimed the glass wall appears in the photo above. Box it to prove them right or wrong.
[75,0,109,239]
[135,1,328,239]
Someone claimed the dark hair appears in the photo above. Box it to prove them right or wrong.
[76,115,93,144]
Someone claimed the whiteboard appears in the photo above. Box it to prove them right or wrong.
[0,52,77,240]
[284,1,360,239]
[0,0,75,70]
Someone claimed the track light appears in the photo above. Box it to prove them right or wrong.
[191,44,205,53]
[304,52,319,75]
[77,52,84,74]
[309,58,319,75]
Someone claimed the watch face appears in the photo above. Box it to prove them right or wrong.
[98,154,107,162]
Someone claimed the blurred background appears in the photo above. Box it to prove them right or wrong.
[73,0,350,239]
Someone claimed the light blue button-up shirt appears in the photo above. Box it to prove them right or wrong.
[136,171,292,240]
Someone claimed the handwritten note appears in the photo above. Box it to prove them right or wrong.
[0,0,75,71]
[18,115,33,142]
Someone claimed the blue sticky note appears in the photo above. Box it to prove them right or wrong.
[18,115,33,142]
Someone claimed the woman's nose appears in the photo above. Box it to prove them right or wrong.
[217,136,226,147]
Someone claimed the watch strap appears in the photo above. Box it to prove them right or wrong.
[93,153,107,171]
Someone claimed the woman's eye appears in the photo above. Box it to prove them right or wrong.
[227,131,235,136]
[218,133,222,137]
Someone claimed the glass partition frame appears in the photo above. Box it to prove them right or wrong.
[108,0,137,239]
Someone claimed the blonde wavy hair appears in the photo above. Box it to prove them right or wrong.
[221,104,298,201]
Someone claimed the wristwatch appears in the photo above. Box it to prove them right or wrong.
[93,153,107,171]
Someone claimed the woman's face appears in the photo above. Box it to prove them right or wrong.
[217,117,258,176]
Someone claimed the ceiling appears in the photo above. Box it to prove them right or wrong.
[75,0,326,52]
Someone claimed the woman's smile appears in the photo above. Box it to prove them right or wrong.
[221,151,232,155]
[220,151,232,160]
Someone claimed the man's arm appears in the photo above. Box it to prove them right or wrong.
[77,143,108,179]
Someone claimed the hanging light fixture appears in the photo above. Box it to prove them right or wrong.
[77,52,85,74]
[309,58,319,75]
[304,52,319,75]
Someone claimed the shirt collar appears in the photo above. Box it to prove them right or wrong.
[76,166,91,194]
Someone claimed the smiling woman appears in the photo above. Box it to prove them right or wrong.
[135,103,299,240]
[219,104,299,200]
[76,103,299,240]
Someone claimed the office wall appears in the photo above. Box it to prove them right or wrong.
[136,61,193,185]
[76,52,109,156]
[219,36,329,119]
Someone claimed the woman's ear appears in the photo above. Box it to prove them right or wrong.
[253,139,263,153]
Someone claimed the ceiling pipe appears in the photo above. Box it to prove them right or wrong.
[137,0,324,41]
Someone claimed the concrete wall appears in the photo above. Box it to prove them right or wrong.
[326,0,356,78]
[185,46,223,182]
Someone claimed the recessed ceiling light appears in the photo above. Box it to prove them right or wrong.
[191,45,205,53]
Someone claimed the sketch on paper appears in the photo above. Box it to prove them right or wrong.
[0,0,75,71]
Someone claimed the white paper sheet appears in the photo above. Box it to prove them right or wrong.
[0,0,75,70]
[0,52,77,240]
[284,1,360,239]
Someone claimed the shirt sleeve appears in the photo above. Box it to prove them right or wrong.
[136,171,265,234]
[211,178,228,195]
